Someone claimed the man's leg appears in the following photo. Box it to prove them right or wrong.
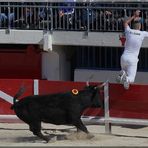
[116,55,127,83]
[122,62,138,89]
[126,63,138,83]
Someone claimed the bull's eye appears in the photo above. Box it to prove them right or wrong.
[72,89,79,95]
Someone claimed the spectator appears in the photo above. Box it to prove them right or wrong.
[0,2,15,28]
[18,2,38,29]
[80,1,97,30]
[58,0,75,29]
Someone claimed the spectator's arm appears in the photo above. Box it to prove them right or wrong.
[124,10,141,28]
[124,16,135,28]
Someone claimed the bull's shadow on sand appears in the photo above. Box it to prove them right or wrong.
[14,127,93,143]
[15,133,68,143]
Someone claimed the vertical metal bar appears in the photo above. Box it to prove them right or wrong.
[74,7,77,30]
[105,47,107,68]
[29,6,31,28]
[86,4,90,34]
[104,8,106,31]
[95,9,98,31]
[17,5,19,28]
[7,2,11,33]
[50,3,53,32]
[34,79,39,95]
[116,9,119,31]
[47,2,49,31]
[34,5,36,29]
[99,47,101,68]
[38,6,41,29]
[112,10,114,31]
[99,9,102,31]
[0,5,1,28]
[104,81,111,134]
[87,47,90,67]
[93,47,96,67]
[55,7,57,29]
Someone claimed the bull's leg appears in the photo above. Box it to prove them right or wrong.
[74,120,94,139]
[74,119,89,133]
[29,122,49,143]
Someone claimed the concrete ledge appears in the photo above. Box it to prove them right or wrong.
[1,30,148,47]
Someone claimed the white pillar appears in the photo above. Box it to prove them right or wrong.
[43,32,52,51]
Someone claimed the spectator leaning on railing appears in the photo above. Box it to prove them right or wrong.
[58,0,75,28]
[0,2,16,28]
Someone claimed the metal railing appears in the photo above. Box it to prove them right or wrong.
[0,2,148,32]
[82,81,148,134]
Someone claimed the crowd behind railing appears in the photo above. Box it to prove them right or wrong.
[0,1,148,32]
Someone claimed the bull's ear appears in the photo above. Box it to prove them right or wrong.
[94,86,98,89]
[93,85,98,89]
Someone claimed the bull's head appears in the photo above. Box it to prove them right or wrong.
[92,82,107,108]
[84,81,107,108]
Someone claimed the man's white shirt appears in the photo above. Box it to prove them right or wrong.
[124,25,148,58]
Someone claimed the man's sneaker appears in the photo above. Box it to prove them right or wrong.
[122,75,130,90]
[116,70,126,83]
[116,75,122,83]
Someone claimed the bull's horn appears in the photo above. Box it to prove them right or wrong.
[86,81,89,86]
[86,74,94,86]
[97,80,109,88]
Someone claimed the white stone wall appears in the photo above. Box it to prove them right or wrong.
[74,69,148,84]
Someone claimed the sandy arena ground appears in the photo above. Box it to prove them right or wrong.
[0,123,148,147]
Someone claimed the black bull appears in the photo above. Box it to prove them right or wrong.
[11,83,105,142]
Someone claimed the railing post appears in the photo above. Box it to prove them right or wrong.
[50,3,53,33]
[104,81,111,134]
[34,79,39,95]
[86,3,90,36]
[6,2,10,34]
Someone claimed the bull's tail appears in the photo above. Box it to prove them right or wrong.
[11,86,26,110]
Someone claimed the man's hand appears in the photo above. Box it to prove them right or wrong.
[59,10,64,17]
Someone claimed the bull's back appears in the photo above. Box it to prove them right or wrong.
[13,94,72,124]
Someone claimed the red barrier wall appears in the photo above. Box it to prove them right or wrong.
[109,83,148,119]
[2,80,148,120]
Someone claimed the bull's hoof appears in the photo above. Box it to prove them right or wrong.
[76,132,94,140]
[86,133,94,139]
